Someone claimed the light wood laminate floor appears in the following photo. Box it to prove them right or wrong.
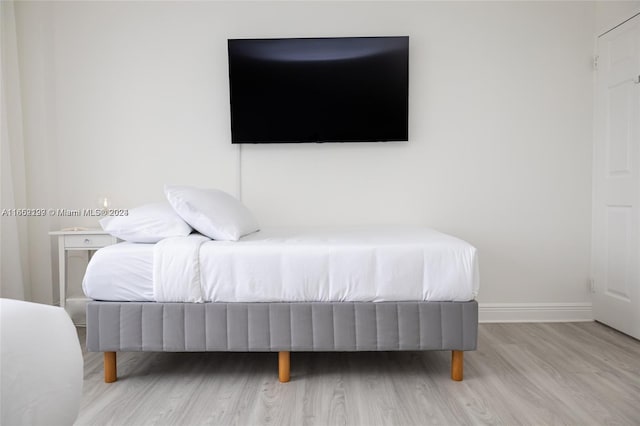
[75,322,640,425]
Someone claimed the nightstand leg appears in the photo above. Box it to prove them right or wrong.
[58,237,66,308]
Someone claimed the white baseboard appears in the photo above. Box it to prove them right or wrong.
[479,302,593,323]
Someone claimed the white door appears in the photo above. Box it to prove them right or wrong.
[593,15,640,339]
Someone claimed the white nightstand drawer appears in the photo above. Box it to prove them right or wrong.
[65,234,114,249]
[50,229,118,317]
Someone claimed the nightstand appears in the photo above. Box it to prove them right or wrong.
[49,229,117,310]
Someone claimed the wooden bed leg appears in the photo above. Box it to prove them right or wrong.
[104,352,117,383]
[278,351,290,383]
[451,350,463,381]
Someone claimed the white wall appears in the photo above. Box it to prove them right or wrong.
[13,1,597,311]
[596,1,640,35]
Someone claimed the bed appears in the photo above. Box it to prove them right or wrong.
[83,226,479,383]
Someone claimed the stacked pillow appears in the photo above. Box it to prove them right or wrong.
[99,186,259,243]
[99,202,191,243]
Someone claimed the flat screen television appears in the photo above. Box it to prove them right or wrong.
[227,36,409,144]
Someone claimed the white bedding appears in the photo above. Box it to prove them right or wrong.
[83,226,479,303]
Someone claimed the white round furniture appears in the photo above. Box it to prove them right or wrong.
[1,298,83,425]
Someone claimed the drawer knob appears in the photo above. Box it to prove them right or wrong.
[84,238,91,244]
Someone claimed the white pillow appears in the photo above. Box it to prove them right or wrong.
[99,202,192,243]
[164,185,259,241]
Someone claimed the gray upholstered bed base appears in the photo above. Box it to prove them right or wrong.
[86,300,478,382]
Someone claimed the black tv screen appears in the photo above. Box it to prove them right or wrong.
[228,36,409,144]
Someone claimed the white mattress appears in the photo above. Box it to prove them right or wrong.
[83,226,479,303]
